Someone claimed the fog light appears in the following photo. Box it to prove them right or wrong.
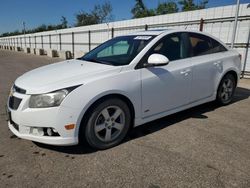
[31,127,44,136]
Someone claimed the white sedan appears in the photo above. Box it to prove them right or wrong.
[7,29,241,149]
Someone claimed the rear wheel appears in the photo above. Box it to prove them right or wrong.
[216,74,236,105]
[82,98,131,149]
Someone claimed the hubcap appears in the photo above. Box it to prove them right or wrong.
[220,78,234,102]
[94,106,125,142]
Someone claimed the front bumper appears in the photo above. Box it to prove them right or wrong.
[8,121,78,146]
[7,91,80,146]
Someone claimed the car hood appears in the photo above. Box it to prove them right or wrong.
[15,59,122,94]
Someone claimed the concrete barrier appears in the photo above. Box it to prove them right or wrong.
[24,47,31,53]
[74,51,86,59]
[35,48,45,56]
[47,49,58,58]
[30,48,36,54]
[58,50,72,59]
[16,47,22,52]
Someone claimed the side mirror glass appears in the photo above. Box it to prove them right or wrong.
[147,54,169,67]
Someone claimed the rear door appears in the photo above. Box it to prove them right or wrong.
[187,32,228,102]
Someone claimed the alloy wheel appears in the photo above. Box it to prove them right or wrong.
[94,106,125,142]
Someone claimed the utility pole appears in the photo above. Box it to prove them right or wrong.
[23,21,26,47]
[23,21,26,35]
[231,0,240,48]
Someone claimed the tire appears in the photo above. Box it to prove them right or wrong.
[82,98,131,149]
[216,74,236,105]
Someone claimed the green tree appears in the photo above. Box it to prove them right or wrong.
[156,1,178,15]
[35,24,47,32]
[179,0,208,11]
[60,16,68,29]
[131,0,155,18]
[75,1,113,26]
[76,12,99,26]
[92,2,113,23]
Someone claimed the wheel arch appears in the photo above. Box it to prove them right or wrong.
[225,70,238,84]
[77,93,136,141]
[216,69,239,94]
[219,69,239,86]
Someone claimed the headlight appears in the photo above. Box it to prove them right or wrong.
[29,86,80,108]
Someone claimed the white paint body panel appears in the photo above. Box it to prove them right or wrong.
[7,30,241,146]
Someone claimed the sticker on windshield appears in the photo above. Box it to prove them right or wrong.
[134,36,152,40]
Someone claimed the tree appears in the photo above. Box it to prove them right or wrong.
[75,1,113,26]
[35,24,47,32]
[92,2,113,23]
[156,1,178,15]
[76,12,99,26]
[131,0,155,18]
[60,16,68,29]
[197,0,209,9]
[179,0,208,11]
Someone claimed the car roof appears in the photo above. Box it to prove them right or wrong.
[128,29,206,36]
[125,29,228,49]
[130,30,167,36]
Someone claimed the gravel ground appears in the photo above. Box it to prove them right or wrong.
[0,50,250,188]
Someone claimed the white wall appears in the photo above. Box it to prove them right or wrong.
[1,4,250,73]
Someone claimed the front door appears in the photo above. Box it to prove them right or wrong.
[140,33,192,118]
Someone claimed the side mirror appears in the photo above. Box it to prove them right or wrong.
[147,54,169,67]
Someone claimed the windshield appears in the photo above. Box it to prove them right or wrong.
[81,35,154,66]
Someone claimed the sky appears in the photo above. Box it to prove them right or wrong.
[0,0,249,34]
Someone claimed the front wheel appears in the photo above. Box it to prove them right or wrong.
[216,74,236,105]
[82,98,131,149]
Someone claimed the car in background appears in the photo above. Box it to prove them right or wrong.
[7,29,241,149]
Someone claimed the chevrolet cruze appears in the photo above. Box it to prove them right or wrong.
[7,30,241,149]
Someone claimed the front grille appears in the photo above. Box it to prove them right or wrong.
[9,96,22,110]
[13,85,26,94]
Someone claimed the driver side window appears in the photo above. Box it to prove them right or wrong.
[152,33,187,61]
[136,32,188,69]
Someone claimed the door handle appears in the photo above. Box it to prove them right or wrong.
[214,61,222,66]
[180,69,191,76]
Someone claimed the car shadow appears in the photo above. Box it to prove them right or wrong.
[35,86,250,154]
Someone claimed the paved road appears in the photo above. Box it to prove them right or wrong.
[0,50,250,188]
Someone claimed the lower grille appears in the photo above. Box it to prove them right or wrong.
[9,96,22,110]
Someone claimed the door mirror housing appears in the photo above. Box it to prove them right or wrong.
[147,54,169,67]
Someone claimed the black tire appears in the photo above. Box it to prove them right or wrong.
[81,98,131,150]
[216,74,236,105]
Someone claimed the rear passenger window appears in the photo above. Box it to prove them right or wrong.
[188,33,227,57]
